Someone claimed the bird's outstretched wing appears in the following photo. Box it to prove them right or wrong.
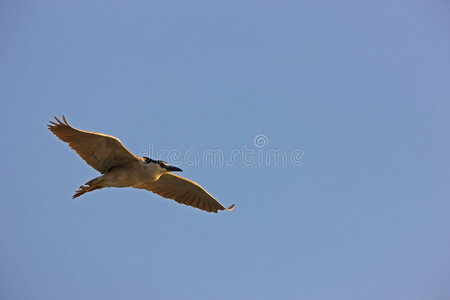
[48,115,139,173]
[134,173,235,213]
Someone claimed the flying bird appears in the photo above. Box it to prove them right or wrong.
[48,116,235,213]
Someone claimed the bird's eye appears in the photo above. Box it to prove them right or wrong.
[160,162,165,167]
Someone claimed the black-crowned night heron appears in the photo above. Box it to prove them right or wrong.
[48,116,235,213]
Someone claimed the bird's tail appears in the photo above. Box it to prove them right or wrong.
[72,177,104,199]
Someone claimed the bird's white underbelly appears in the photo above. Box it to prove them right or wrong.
[100,165,160,187]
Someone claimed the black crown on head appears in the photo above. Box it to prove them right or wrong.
[143,157,164,164]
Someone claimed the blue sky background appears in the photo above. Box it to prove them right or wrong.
[1,1,450,299]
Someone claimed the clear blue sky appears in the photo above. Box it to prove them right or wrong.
[1,1,449,299]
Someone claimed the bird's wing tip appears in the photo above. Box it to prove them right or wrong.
[226,204,236,211]
[48,115,71,130]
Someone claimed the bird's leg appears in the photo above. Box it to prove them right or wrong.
[72,178,104,199]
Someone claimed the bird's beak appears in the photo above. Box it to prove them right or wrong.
[165,165,183,172]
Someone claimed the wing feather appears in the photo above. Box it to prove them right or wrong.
[48,115,139,173]
[134,173,235,213]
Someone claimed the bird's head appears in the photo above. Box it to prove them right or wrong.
[143,157,183,173]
